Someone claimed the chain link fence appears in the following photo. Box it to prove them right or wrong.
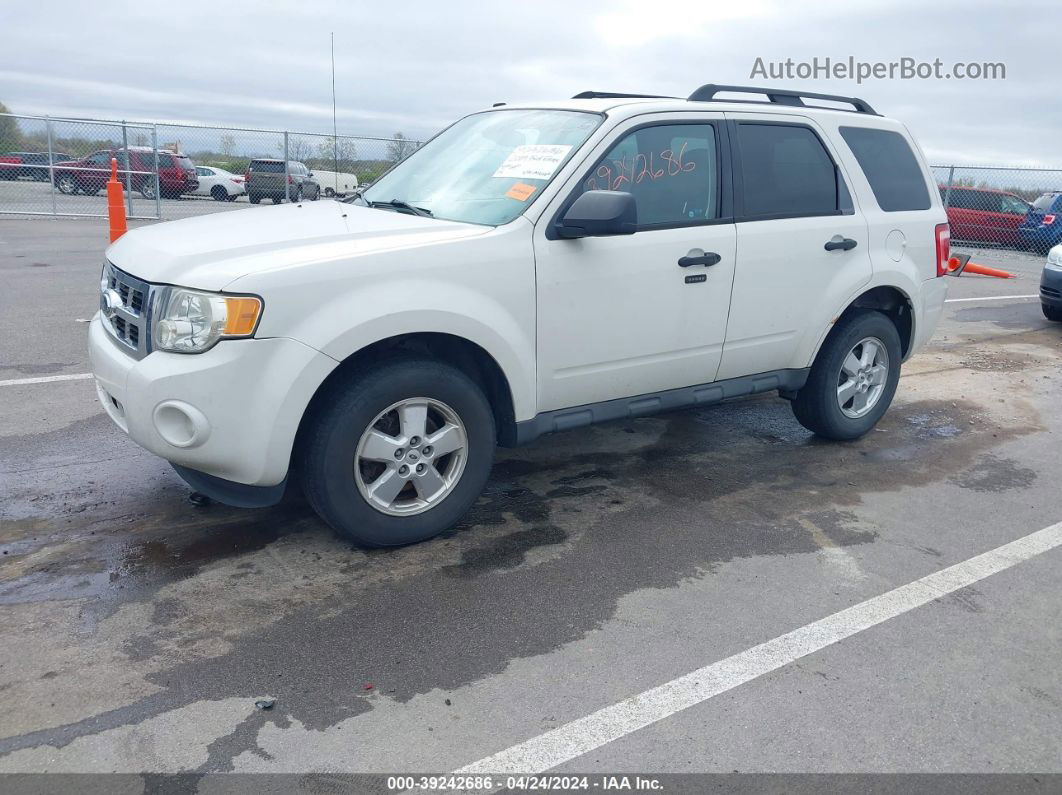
[3,110,1060,253]
[930,165,1062,255]
[0,112,422,220]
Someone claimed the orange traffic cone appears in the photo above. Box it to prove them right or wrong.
[106,158,128,243]
[946,254,1014,279]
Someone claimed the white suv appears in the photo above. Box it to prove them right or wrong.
[89,84,950,546]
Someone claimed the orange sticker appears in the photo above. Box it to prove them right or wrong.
[505,182,536,201]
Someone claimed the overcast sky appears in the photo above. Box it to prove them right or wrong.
[1,0,1058,165]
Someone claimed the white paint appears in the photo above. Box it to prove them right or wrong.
[0,372,93,387]
[944,294,1039,303]
[456,521,1062,775]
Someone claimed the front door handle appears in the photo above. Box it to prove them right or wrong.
[678,251,722,267]
[824,237,858,252]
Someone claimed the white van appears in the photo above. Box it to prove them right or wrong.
[89,84,949,546]
[312,169,360,197]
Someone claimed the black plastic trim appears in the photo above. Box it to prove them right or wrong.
[572,91,678,100]
[545,117,733,240]
[513,368,809,445]
[171,464,288,508]
[689,84,879,115]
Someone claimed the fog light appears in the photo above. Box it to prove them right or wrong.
[153,400,210,448]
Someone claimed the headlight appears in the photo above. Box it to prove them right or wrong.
[153,287,262,353]
[1048,247,1062,266]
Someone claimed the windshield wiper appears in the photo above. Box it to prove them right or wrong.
[369,198,433,217]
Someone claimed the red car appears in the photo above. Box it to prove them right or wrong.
[939,185,1031,247]
[53,147,198,199]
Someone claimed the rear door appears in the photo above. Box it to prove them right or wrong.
[718,114,871,380]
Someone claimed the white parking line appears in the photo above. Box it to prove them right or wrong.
[0,373,93,387]
[945,294,1039,303]
[456,520,1062,775]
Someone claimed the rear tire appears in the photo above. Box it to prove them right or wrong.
[56,174,77,194]
[210,185,227,201]
[1043,304,1062,322]
[271,196,282,204]
[249,193,261,204]
[300,357,496,547]
[791,310,902,440]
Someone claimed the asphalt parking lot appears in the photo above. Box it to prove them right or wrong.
[1,216,1060,778]
[0,178,286,220]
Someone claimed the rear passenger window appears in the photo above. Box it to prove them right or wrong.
[839,127,930,212]
[734,123,847,219]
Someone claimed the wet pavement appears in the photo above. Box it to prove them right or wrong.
[1,219,1061,775]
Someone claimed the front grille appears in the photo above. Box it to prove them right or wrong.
[101,263,153,359]
[1042,286,1061,299]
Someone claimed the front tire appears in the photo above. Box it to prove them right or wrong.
[791,310,902,440]
[300,357,496,547]
[249,192,261,204]
[1044,304,1062,322]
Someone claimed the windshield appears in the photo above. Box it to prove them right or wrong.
[360,109,602,225]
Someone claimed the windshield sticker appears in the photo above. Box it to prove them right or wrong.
[493,144,572,181]
[505,182,537,201]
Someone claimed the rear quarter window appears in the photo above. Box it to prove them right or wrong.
[839,126,931,212]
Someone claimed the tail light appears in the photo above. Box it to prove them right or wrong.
[288,175,294,184]
[244,171,251,182]
[935,223,950,277]
[1044,214,1056,226]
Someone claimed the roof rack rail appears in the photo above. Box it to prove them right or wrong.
[687,84,878,115]
[572,91,675,100]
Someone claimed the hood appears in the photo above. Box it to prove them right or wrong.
[106,202,490,291]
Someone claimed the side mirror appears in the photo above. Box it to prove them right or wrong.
[307,171,314,177]
[556,190,637,239]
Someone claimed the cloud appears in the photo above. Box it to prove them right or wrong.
[0,0,1058,165]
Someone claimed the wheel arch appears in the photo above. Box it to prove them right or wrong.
[294,332,521,463]
[809,284,916,369]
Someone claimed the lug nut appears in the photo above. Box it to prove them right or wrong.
[410,436,421,446]
[422,445,433,456]
[398,465,409,476]
[394,449,404,459]
[416,463,425,474]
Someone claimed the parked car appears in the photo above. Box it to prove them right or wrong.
[312,169,360,198]
[1041,245,1062,322]
[90,84,949,547]
[53,147,198,199]
[245,159,320,203]
[1018,191,1062,254]
[0,154,20,180]
[192,166,245,201]
[1,151,75,181]
[939,185,1031,247]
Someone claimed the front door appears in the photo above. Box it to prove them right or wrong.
[534,116,737,413]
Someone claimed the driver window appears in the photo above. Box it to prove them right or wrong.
[580,124,718,227]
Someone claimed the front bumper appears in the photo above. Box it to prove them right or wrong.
[1041,265,1062,308]
[88,313,337,487]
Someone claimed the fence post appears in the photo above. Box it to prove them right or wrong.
[283,131,290,202]
[943,165,955,208]
[151,124,161,219]
[45,116,57,217]
[121,120,133,217]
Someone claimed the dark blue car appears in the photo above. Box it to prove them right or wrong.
[1019,191,1062,253]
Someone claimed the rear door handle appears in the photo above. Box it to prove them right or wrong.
[678,251,722,267]
[824,237,858,252]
